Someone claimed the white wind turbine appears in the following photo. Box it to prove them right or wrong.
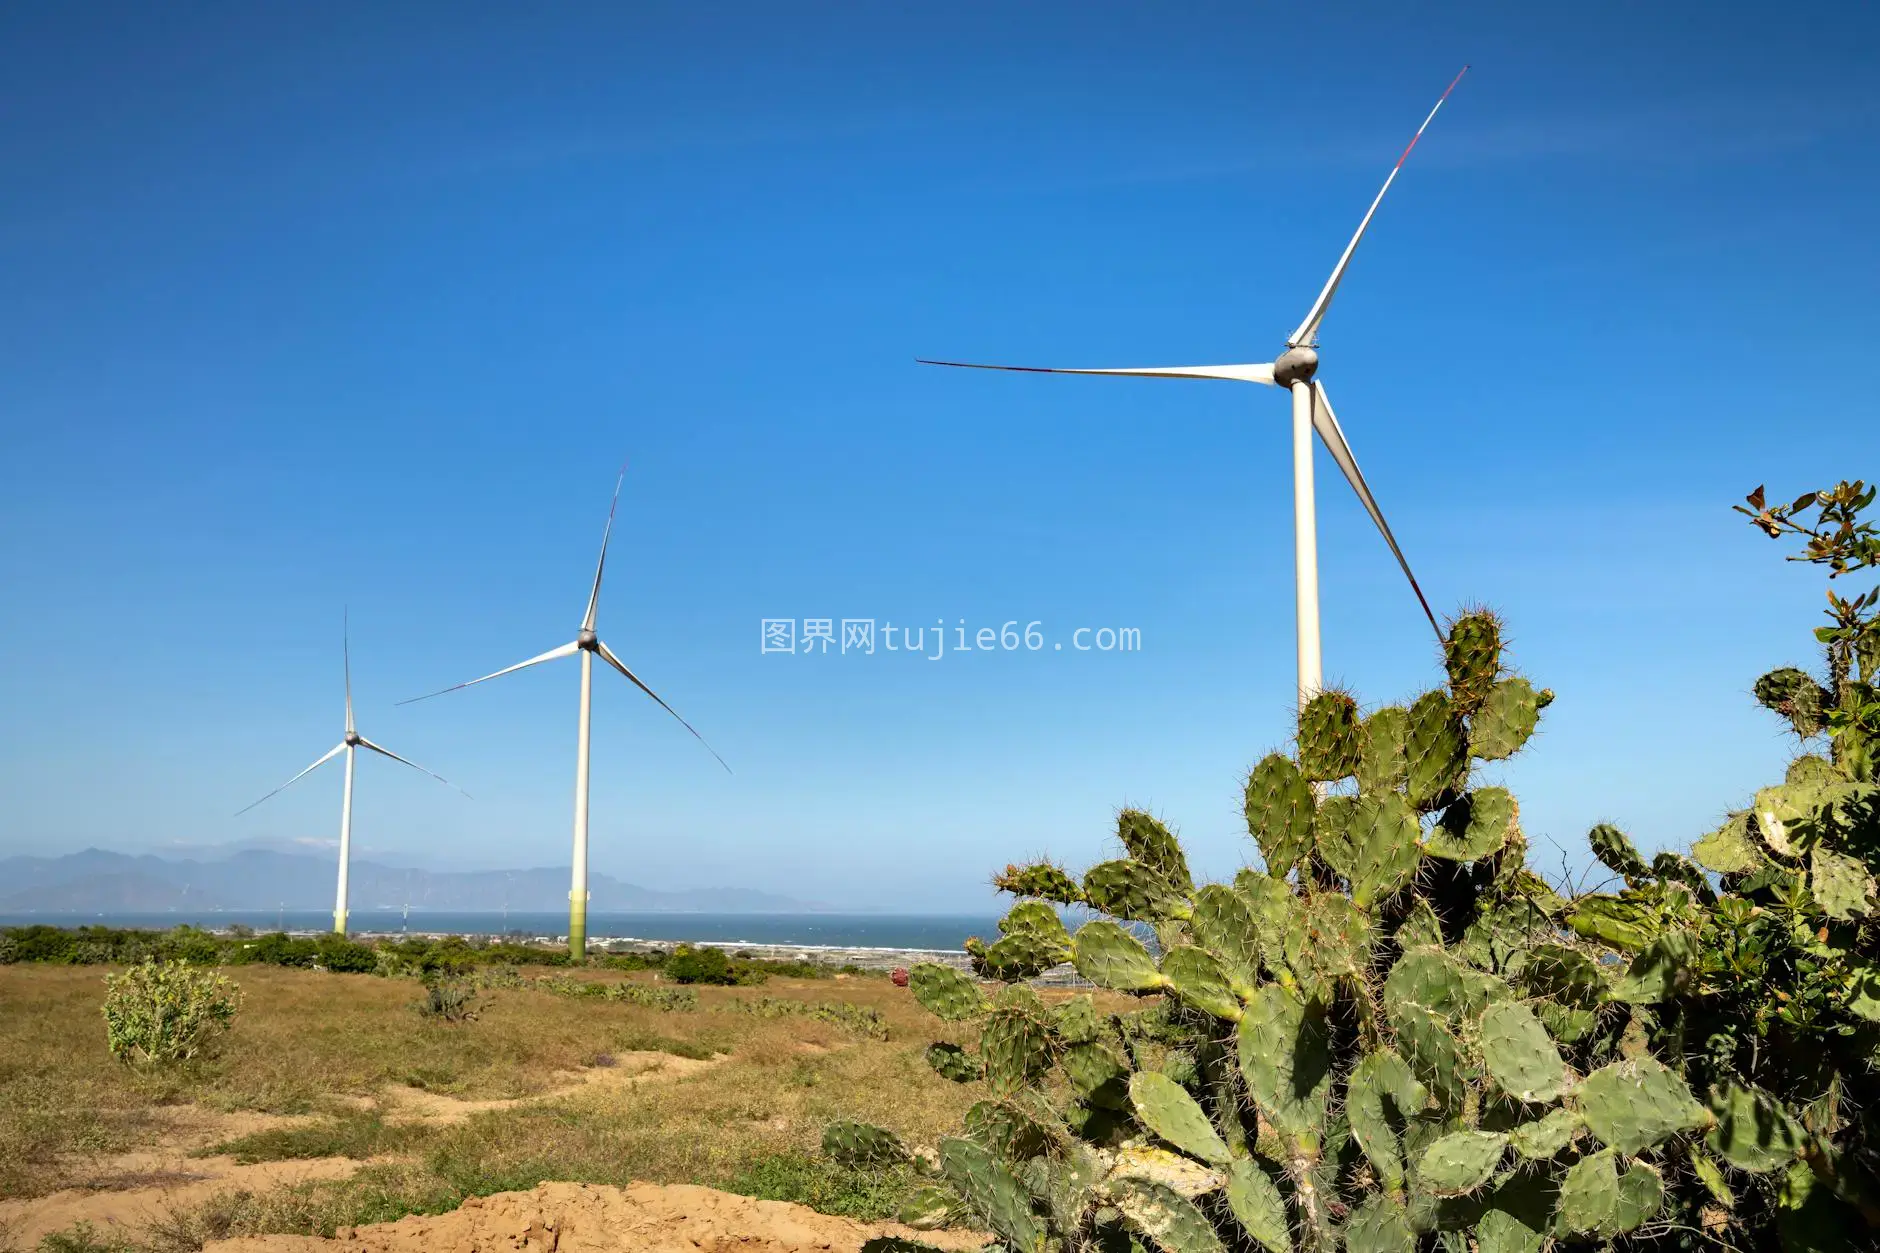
[400,469,729,959]
[922,68,1469,705]
[237,616,467,936]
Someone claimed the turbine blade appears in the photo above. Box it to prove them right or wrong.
[1310,380,1440,639]
[1288,66,1469,348]
[593,638,732,774]
[356,736,472,798]
[917,359,1276,385]
[235,742,346,816]
[582,464,628,632]
[396,641,580,705]
[343,607,354,734]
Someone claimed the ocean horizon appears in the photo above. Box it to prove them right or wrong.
[0,909,998,952]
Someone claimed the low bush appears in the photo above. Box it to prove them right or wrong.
[717,996,889,1040]
[665,944,735,985]
[413,977,478,1023]
[100,958,242,1066]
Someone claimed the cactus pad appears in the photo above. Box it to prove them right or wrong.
[1188,883,1260,994]
[964,1097,1053,1160]
[1297,688,1363,781]
[1479,999,1567,1103]
[1508,1106,1579,1160]
[1405,690,1469,809]
[1083,858,1189,922]
[1129,1071,1232,1166]
[1394,899,1444,951]
[1318,791,1420,908]
[895,1184,958,1230]
[992,860,1083,904]
[924,1041,982,1084]
[1283,891,1372,1001]
[1387,997,1470,1109]
[1358,704,1411,794]
[1072,920,1165,992]
[1062,1040,1131,1110]
[1236,985,1332,1148]
[822,1120,910,1167]
[1347,1049,1428,1194]
[1588,823,1650,882]
[1754,666,1828,737]
[1118,808,1194,891]
[1423,787,1515,862]
[1706,1081,1803,1172]
[1469,677,1543,762]
[1160,945,1242,1021]
[1577,1057,1708,1155]
[980,1006,1053,1097]
[938,1137,1042,1251]
[1811,844,1875,919]
[1691,810,1762,873]
[1112,1178,1228,1253]
[1224,1159,1290,1253]
[1051,994,1104,1045]
[1444,609,1504,712]
[1557,1146,1621,1235]
[1344,1194,1414,1253]
[1244,752,1316,876]
[908,962,986,1021]
[1416,1129,1506,1194]
[1234,869,1295,956]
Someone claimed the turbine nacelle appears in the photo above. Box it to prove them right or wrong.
[577,628,599,650]
[344,730,363,747]
[1272,346,1320,389]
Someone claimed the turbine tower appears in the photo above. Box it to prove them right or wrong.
[238,615,467,936]
[921,68,1469,706]
[401,469,729,958]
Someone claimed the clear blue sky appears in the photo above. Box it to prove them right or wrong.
[2,3,1875,911]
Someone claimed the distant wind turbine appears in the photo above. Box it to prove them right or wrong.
[400,468,730,959]
[921,68,1469,706]
[237,614,468,936]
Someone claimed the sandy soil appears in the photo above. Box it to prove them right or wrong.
[204,1181,990,1252]
[0,1052,724,1248]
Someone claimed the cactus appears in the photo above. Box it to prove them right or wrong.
[1071,919,1164,992]
[908,962,986,1021]
[1297,688,1362,782]
[822,1120,910,1167]
[840,572,1880,1249]
[1444,608,1504,713]
[1588,822,1651,883]
[1479,999,1567,1103]
[992,860,1083,905]
[1416,1129,1507,1194]
[1576,1057,1708,1155]
[1118,808,1193,891]
[924,1042,981,1084]
[1404,690,1468,809]
[1129,1071,1232,1166]
[1083,858,1189,922]
[1469,677,1545,762]
[1244,752,1316,876]
[1357,704,1410,794]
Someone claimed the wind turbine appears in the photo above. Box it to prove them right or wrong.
[400,469,730,959]
[237,616,467,936]
[921,68,1469,706]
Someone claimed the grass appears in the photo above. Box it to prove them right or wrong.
[204,1106,429,1164]
[0,960,1091,1247]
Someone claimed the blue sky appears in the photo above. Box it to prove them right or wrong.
[2,2,1875,911]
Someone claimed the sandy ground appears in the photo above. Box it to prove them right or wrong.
[0,1051,723,1248]
[205,1181,990,1253]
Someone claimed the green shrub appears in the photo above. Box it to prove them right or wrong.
[719,997,888,1040]
[314,934,377,973]
[665,944,735,985]
[413,977,478,1023]
[727,1151,915,1222]
[101,959,242,1066]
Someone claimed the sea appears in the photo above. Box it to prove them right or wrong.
[0,910,997,953]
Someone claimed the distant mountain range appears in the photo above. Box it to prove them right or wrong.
[0,848,820,914]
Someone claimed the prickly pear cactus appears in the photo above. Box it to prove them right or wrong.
[827,618,1769,1252]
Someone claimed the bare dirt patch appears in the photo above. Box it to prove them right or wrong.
[380,1050,721,1125]
[0,1155,369,1249]
[204,1180,990,1252]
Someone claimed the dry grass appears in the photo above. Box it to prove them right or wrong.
[0,962,1046,1244]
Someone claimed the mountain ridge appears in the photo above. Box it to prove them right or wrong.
[0,847,824,913]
